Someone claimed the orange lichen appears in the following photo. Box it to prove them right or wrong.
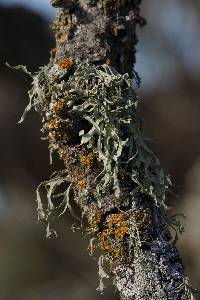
[48,119,58,129]
[88,216,93,225]
[78,179,87,191]
[88,211,128,257]
[95,209,103,224]
[102,240,111,252]
[98,230,113,253]
[114,226,129,239]
[79,152,96,168]
[58,57,74,70]
[98,229,110,241]
[108,212,126,228]
[52,99,65,115]
[97,226,126,257]
[48,118,65,131]
[87,209,103,235]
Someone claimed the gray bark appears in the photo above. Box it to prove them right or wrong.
[50,0,145,75]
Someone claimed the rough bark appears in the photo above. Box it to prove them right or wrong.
[19,1,195,299]
[50,0,145,76]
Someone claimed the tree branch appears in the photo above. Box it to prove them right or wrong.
[20,1,195,299]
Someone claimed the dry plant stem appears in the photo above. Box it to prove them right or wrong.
[21,1,195,299]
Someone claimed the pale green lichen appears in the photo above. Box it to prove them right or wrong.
[96,254,109,294]
[36,169,72,237]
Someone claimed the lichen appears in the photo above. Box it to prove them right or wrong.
[58,57,74,70]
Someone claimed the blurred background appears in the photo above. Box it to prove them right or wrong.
[0,0,200,299]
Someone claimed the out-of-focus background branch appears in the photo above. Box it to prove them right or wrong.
[0,0,200,299]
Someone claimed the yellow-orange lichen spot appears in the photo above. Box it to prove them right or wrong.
[79,152,95,168]
[78,179,87,191]
[98,229,110,241]
[102,240,111,252]
[48,119,58,130]
[58,57,74,70]
[95,209,103,225]
[52,99,65,115]
[114,226,129,239]
[87,209,103,234]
